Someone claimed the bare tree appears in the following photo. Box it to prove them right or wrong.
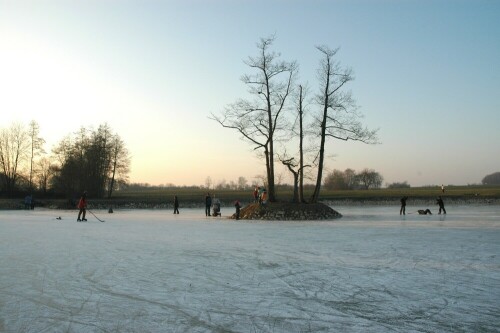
[344,168,357,189]
[36,157,54,194]
[237,176,248,190]
[89,124,113,198]
[211,36,297,202]
[279,155,310,203]
[27,120,46,191]
[107,134,130,198]
[324,169,348,190]
[0,123,30,194]
[279,85,312,203]
[356,168,383,189]
[254,174,267,188]
[205,176,212,189]
[310,46,378,203]
[295,84,315,202]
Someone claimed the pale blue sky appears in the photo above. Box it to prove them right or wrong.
[1,0,499,187]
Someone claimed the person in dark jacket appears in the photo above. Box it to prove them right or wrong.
[234,200,241,220]
[173,195,179,214]
[436,196,446,214]
[400,196,408,215]
[205,193,212,216]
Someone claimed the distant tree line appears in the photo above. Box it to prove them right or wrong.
[0,122,130,199]
[123,181,317,194]
[386,181,411,189]
[126,178,254,192]
[323,168,384,190]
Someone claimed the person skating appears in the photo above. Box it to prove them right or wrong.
[173,195,179,214]
[24,194,32,210]
[400,196,408,215]
[436,196,446,214]
[234,200,241,220]
[205,192,212,216]
[77,192,88,221]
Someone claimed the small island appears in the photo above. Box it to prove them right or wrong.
[232,202,342,220]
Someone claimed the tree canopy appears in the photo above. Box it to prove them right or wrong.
[482,172,500,185]
[0,121,130,199]
[51,124,130,198]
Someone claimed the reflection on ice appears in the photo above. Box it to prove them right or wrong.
[1,205,499,332]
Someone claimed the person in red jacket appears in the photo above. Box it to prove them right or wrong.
[77,192,88,222]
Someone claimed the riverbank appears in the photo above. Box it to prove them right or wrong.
[4,185,499,210]
[1,196,499,210]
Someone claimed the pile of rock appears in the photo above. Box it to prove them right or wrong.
[235,202,342,221]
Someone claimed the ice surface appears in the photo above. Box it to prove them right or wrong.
[1,205,499,332]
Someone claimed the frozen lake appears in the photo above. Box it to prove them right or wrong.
[1,205,499,332]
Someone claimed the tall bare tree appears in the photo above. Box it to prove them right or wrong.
[211,36,297,202]
[279,84,311,203]
[27,120,45,191]
[310,46,378,203]
[89,124,113,198]
[107,134,130,198]
[296,84,310,203]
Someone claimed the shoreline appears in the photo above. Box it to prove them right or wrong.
[323,197,500,206]
[1,197,499,210]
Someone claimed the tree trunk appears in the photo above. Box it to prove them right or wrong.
[268,142,276,202]
[107,159,117,199]
[311,70,330,203]
[310,119,326,203]
[298,85,305,203]
[292,171,299,203]
[266,78,276,202]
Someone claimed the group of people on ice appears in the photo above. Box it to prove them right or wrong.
[400,195,446,215]
[252,186,268,205]
[73,187,448,222]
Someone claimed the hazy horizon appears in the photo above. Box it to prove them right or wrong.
[1,0,499,187]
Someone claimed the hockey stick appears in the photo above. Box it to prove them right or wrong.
[88,209,105,222]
